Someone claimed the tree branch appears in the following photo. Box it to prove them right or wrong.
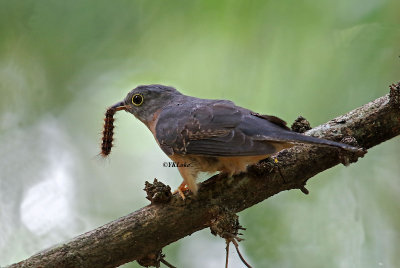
[8,83,400,268]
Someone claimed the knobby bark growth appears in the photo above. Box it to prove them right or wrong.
[8,83,400,268]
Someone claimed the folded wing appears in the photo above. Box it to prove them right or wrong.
[155,99,358,156]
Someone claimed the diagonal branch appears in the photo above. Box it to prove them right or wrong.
[7,83,400,268]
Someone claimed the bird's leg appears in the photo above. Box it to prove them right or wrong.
[173,166,199,199]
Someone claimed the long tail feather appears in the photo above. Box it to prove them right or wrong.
[269,130,362,153]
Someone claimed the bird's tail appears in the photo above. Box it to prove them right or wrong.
[271,130,363,153]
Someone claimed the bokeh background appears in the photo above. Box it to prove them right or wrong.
[1,1,400,267]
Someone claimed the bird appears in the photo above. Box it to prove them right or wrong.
[105,84,360,198]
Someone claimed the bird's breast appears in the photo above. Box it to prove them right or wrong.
[169,154,272,176]
[146,108,163,144]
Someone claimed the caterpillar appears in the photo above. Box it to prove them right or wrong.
[101,107,117,157]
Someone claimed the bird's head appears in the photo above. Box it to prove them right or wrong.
[111,84,182,125]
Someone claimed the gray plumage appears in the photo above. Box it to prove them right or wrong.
[109,84,361,196]
[119,84,359,157]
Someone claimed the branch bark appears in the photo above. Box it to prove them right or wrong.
[8,83,400,268]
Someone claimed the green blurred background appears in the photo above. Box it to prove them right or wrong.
[1,1,399,267]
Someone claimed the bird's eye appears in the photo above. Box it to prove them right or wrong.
[132,94,144,106]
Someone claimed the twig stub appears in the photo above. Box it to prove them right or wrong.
[291,116,312,133]
[137,250,176,268]
[210,208,252,268]
[144,179,172,204]
[389,82,400,109]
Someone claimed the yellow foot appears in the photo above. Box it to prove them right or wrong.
[173,182,189,200]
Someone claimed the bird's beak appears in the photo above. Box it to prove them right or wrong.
[110,101,126,111]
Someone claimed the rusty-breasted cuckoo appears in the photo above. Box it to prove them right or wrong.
[105,84,360,198]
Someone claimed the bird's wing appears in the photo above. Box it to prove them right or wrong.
[155,100,289,156]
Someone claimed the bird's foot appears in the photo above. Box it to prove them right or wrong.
[173,182,189,200]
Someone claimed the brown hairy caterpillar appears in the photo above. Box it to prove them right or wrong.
[101,107,117,157]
